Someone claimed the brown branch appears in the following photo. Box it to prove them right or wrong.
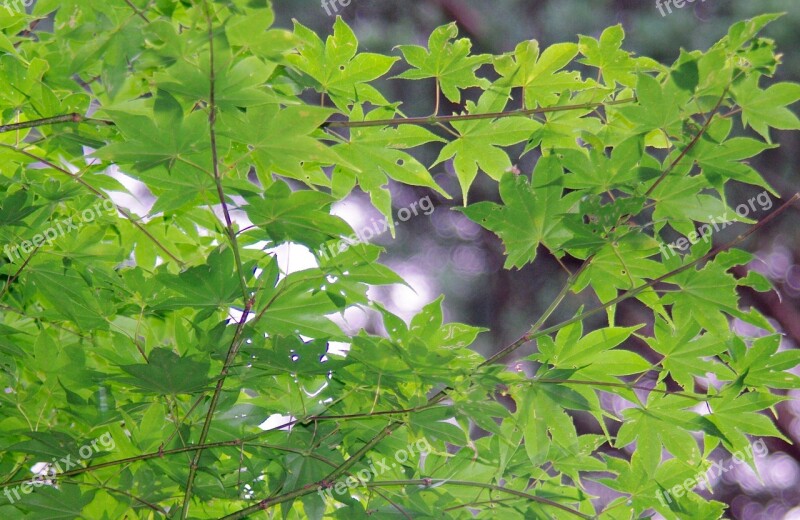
[0,100,635,142]
[644,85,731,198]
[0,243,41,302]
[0,403,434,489]
[0,113,113,135]
[0,438,343,493]
[323,98,635,129]
[122,0,151,23]
[180,297,253,518]
[362,480,592,519]
[531,378,710,401]
[180,5,252,516]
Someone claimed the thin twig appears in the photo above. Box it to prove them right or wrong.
[481,260,590,367]
[0,113,113,135]
[0,244,41,302]
[363,480,592,519]
[323,98,635,128]
[180,5,253,516]
[644,85,731,198]
[180,298,252,519]
[122,0,150,23]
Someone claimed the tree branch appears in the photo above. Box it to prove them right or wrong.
[0,437,345,491]
[323,98,635,128]
[180,5,254,516]
[0,113,113,135]
[644,84,732,198]
[122,0,151,23]
[362,479,593,519]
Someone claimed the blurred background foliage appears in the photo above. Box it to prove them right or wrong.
[274,1,800,518]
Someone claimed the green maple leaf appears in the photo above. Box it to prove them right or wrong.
[153,248,243,322]
[646,319,732,389]
[578,24,661,88]
[601,456,727,519]
[572,231,665,310]
[225,4,297,59]
[155,53,279,111]
[242,181,354,250]
[395,22,491,103]
[732,75,800,141]
[29,263,110,331]
[688,117,778,194]
[525,90,605,150]
[289,17,397,109]
[728,335,800,390]
[618,74,685,133]
[702,391,787,463]
[119,348,213,395]
[331,104,450,231]
[649,175,747,237]
[136,159,217,215]
[255,272,347,338]
[549,324,641,369]
[12,484,96,520]
[660,254,742,335]
[459,156,578,269]
[495,40,594,108]
[67,7,148,100]
[557,134,645,192]
[94,90,208,171]
[219,104,343,182]
[516,387,582,469]
[434,86,540,203]
[616,393,702,467]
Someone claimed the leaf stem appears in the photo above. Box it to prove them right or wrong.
[180,298,253,519]
[60,478,167,514]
